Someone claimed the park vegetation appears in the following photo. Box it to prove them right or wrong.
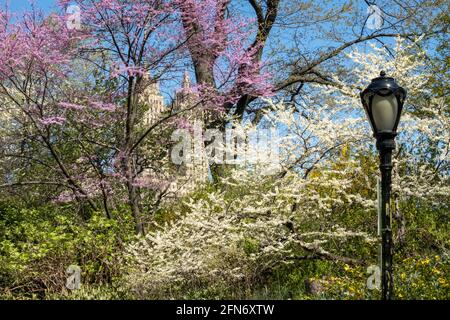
[0,0,448,300]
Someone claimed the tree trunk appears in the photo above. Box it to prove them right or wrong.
[123,76,144,235]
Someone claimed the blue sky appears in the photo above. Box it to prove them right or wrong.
[0,0,56,13]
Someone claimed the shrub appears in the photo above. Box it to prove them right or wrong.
[0,204,133,298]
[124,192,292,299]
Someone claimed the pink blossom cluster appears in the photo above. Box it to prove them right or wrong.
[38,116,67,126]
[0,9,87,80]
[175,0,273,109]
[132,176,171,190]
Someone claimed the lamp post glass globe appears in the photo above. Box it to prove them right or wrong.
[361,71,406,135]
[371,93,398,131]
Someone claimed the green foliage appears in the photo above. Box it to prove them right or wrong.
[396,255,450,300]
[0,203,134,299]
[306,254,450,300]
[44,283,132,300]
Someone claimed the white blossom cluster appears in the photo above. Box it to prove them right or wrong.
[125,184,293,297]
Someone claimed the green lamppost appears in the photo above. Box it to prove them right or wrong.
[360,71,407,300]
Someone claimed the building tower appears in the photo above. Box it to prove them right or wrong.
[140,76,165,126]
[171,72,209,194]
[140,72,209,197]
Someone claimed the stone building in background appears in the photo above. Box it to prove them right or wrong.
[139,72,209,197]
[139,78,165,126]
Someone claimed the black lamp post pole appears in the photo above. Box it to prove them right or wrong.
[361,71,406,300]
[376,132,396,300]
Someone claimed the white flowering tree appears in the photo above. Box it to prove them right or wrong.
[125,38,449,297]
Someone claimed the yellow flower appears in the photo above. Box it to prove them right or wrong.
[432,268,441,274]
[400,273,406,279]
[344,264,351,271]
[438,278,446,285]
